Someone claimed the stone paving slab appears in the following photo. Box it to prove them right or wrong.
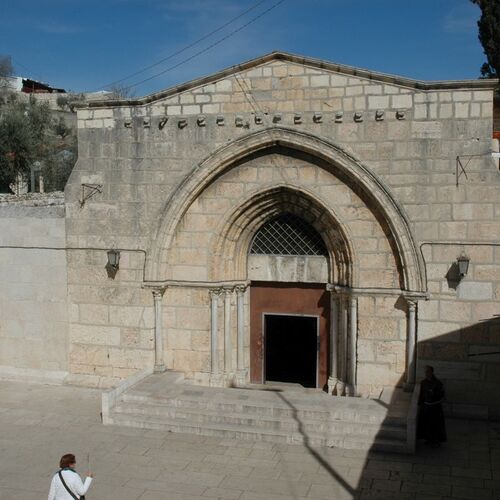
[0,380,498,500]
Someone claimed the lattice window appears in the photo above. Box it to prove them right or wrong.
[250,213,328,256]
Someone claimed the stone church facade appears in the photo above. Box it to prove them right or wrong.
[1,53,499,418]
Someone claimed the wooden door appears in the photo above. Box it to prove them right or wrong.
[250,282,330,389]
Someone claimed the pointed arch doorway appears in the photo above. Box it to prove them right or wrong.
[248,213,331,389]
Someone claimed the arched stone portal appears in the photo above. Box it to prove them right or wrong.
[146,128,427,396]
[212,188,354,392]
[145,127,426,292]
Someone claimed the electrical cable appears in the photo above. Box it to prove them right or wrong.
[0,245,245,286]
[119,0,286,93]
[96,0,268,91]
[10,58,46,83]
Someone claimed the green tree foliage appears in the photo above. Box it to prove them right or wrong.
[0,94,77,192]
[471,0,500,78]
[56,92,86,112]
[42,116,77,192]
[0,56,15,105]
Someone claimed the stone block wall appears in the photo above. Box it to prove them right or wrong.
[163,286,212,385]
[0,193,68,377]
[357,295,407,389]
[72,58,497,254]
[66,249,154,388]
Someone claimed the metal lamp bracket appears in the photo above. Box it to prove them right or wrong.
[456,150,496,187]
[455,155,471,187]
[80,183,103,207]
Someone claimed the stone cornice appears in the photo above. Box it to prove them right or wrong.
[327,284,429,300]
[83,51,498,109]
[143,279,250,289]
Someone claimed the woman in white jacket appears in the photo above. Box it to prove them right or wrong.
[48,453,93,500]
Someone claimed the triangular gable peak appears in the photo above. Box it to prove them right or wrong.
[86,51,497,109]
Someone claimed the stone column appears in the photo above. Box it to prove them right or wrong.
[405,298,418,390]
[347,295,358,396]
[327,293,339,395]
[337,296,348,396]
[153,289,166,373]
[209,288,222,385]
[235,285,247,384]
[223,288,233,376]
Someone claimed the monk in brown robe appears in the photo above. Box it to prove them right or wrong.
[417,365,447,447]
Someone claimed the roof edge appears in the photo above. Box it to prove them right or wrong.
[84,51,499,109]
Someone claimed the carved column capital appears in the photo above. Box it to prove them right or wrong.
[235,284,248,296]
[152,288,166,300]
[405,298,418,311]
[209,287,223,298]
[326,283,349,295]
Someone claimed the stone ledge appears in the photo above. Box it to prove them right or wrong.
[0,191,65,206]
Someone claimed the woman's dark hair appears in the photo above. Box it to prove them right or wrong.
[60,454,76,468]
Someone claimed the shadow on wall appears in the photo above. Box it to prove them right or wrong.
[418,315,500,421]
[268,315,499,499]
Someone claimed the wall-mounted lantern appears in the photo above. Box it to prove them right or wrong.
[107,249,120,272]
[457,251,470,278]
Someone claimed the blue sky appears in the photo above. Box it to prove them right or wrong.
[1,0,485,96]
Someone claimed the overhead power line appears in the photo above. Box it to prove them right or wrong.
[97,0,268,91]
[11,58,46,82]
[119,0,286,93]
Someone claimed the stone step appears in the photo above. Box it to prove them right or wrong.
[109,410,409,453]
[113,401,406,440]
[120,392,405,426]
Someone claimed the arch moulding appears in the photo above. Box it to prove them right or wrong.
[209,184,356,285]
[145,126,426,292]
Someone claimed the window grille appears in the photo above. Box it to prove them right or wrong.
[250,213,328,256]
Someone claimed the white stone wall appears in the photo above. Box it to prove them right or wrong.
[0,194,68,376]
[66,249,154,388]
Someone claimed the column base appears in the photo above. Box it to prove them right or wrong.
[346,384,357,397]
[327,377,338,395]
[154,364,166,374]
[235,370,248,387]
[336,381,346,396]
[222,372,236,387]
[209,373,223,387]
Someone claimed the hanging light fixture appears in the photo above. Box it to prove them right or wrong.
[107,249,120,271]
[457,251,470,278]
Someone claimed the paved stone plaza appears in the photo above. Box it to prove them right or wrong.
[0,380,498,499]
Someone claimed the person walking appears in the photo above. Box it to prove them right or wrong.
[48,453,93,500]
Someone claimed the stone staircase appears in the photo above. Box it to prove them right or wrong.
[103,371,416,453]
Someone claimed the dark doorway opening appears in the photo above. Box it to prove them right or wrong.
[264,314,318,388]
